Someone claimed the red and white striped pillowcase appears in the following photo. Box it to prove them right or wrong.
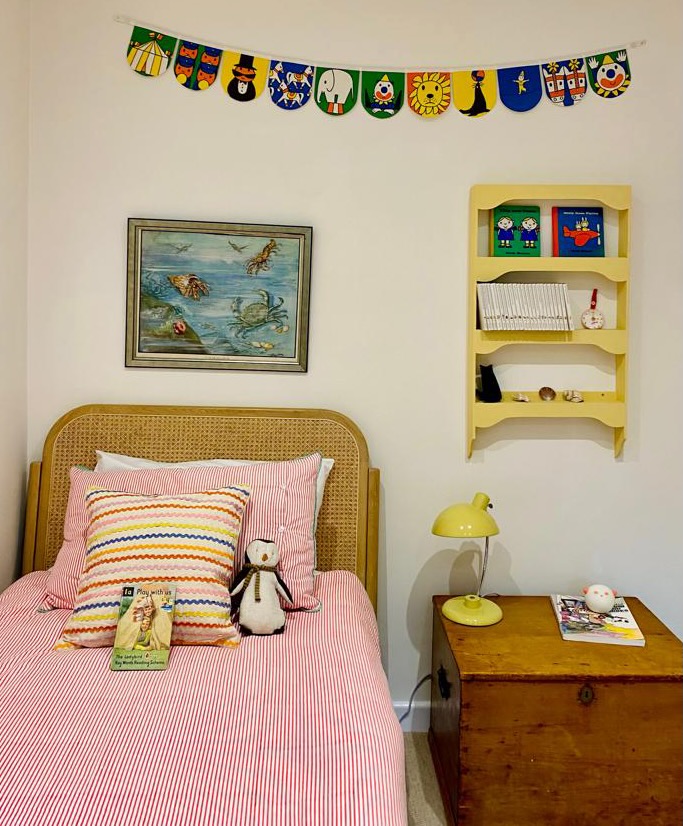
[45,454,322,613]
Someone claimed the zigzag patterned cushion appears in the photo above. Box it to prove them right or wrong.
[55,484,250,649]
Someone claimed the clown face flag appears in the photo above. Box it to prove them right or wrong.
[587,51,631,99]
[174,41,222,90]
[452,69,497,117]
[407,71,451,118]
[314,68,359,115]
[497,65,543,112]
[220,51,269,102]
[269,61,315,110]
[127,27,177,77]
[361,72,405,119]
[542,58,588,106]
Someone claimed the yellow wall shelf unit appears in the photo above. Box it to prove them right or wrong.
[467,184,630,458]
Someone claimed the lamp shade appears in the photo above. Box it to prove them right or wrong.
[432,492,499,539]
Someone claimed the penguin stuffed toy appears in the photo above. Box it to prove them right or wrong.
[230,539,293,635]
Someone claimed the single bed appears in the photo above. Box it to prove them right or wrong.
[0,404,406,826]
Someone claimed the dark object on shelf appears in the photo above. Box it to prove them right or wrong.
[478,364,502,403]
[539,386,557,401]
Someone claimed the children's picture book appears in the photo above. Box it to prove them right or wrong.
[550,594,645,646]
[110,582,176,670]
[490,204,541,258]
[552,206,605,257]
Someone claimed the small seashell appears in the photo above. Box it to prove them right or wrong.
[512,393,529,402]
[563,389,584,403]
[538,386,556,401]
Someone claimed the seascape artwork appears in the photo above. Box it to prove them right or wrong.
[126,220,311,371]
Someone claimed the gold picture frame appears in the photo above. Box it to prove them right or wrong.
[126,218,312,372]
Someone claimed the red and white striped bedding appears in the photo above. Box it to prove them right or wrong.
[0,570,406,826]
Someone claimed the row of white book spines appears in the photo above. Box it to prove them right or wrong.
[477,282,575,331]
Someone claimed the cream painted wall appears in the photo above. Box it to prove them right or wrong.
[0,1,29,587]
[26,1,682,717]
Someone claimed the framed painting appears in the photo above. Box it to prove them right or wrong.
[125,218,312,372]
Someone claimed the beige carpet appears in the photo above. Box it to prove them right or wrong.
[405,732,448,826]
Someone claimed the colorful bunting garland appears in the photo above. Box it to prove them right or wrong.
[123,20,641,120]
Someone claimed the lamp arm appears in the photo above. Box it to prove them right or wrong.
[476,535,490,597]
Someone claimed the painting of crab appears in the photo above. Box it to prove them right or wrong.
[228,289,288,338]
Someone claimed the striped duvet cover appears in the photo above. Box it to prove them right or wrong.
[0,570,406,826]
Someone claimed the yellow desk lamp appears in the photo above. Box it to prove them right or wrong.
[432,492,502,626]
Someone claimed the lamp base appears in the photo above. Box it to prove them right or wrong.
[441,594,503,626]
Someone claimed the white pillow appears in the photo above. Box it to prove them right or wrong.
[94,450,334,530]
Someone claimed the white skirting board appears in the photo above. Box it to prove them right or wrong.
[395,699,430,733]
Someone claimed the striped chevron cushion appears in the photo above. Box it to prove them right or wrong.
[55,484,250,649]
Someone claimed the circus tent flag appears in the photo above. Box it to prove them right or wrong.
[407,71,451,118]
[586,51,631,98]
[314,68,360,115]
[127,27,177,77]
[360,71,405,119]
[174,41,222,90]
[221,51,269,102]
[497,64,543,112]
[542,58,588,106]
[268,60,315,110]
[452,69,497,117]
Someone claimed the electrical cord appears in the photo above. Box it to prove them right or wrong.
[398,673,432,724]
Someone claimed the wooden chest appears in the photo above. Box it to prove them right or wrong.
[429,595,682,826]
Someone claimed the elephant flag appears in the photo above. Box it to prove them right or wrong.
[497,64,543,112]
[407,71,451,118]
[127,27,177,77]
[542,58,588,106]
[586,50,631,99]
[360,71,405,119]
[174,41,222,90]
[452,69,497,117]
[220,51,269,102]
[314,68,359,115]
[268,60,315,110]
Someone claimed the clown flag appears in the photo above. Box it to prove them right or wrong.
[452,69,497,117]
[542,58,588,107]
[127,27,177,77]
[497,64,543,112]
[314,68,359,116]
[221,51,269,102]
[268,61,315,110]
[586,50,631,99]
[360,71,405,119]
[174,41,222,91]
[407,71,451,118]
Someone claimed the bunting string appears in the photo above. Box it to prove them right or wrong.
[115,15,646,120]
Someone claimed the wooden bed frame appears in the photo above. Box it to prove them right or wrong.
[22,404,380,609]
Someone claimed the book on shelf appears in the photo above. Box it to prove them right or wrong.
[477,282,574,331]
[552,206,605,257]
[110,582,176,671]
[490,204,541,258]
[549,594,645,646]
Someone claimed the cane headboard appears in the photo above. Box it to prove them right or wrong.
[22,405,379,609]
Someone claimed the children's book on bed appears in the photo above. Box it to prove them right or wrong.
[550,594,645,646]
[110,582,176,670]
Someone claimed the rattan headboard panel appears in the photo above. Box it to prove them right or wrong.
[32,406,376,594]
